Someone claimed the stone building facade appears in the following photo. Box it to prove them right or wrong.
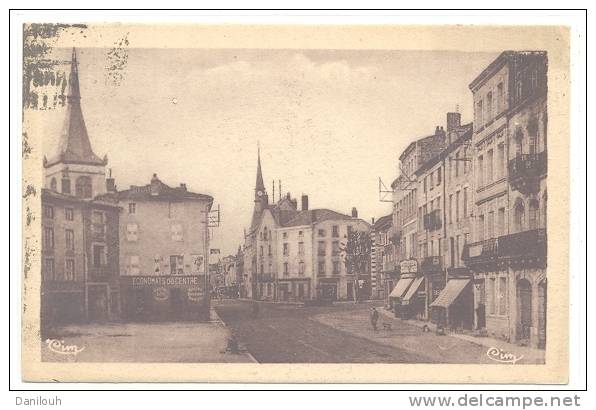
[41,48,121,328]
[464,51,547,348]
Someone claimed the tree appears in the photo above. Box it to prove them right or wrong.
[341,230,371,276]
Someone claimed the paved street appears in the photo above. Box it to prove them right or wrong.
[214,299,431,363]
[214,299,543,364]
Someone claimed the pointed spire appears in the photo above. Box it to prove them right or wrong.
[67,47,81,101]
[255,143,265,193]
[45,47,105,168]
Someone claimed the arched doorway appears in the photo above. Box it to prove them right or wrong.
[538,280,547,349]
[517,279,533,341]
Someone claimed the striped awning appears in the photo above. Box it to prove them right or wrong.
[430,279,471,308]
[402,276,425,304]
[389,276,414,299]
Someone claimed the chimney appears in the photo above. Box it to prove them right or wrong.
[106,168,116,192]
[446,112,461,132]
[435,126,440,134]
[371,217,375,225]
[180,183,187,191]
[150,173,160,195]
[351,207,358,218]
[301,194,309,211]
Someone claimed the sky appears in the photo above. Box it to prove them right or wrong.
[33,47,500,256]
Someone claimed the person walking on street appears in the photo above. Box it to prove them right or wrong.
[370,307,379,331]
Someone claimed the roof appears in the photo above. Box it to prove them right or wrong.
[282,208,356,227]
[45,48,106,168]
[98,174,213,205]
[373,214,393,230]
[41,188,120,209]
[468,50,547,92]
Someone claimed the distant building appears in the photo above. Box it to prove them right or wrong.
[243,148,371,302]
[371,214,393,300]
[41,48,121,327]
[100,174,213,321]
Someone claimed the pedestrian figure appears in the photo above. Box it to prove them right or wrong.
[370,307,379,331]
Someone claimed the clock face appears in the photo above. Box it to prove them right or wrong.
[257,190,263,197]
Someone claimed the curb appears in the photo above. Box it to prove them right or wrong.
[210,307,259,364]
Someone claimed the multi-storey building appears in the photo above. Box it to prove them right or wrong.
[371,214,393,300]
[389,125,447,319]
[41,48,121,327]
[428,118,475,330]
[243,150,371,302]
[100,173,214,321]
[464,51,547,348]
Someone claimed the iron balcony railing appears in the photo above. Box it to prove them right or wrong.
[463,229,547,264]
[508,152,547,182]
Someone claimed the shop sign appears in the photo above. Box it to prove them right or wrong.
[129,275,202,288]
[153,287,169,301]
[400,259,418,273]
[187,287,204,302]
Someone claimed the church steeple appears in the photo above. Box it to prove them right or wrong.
[254,144,267,204]
[44,47,106,168]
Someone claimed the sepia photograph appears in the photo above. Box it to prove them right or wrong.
[18,20,572,384]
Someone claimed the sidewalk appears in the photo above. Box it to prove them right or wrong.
[312,308,544,364]
[42,317,255,363]
[377,308,545,364]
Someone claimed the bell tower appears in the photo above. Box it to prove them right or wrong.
[43,48,107,199]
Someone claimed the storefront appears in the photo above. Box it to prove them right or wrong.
[429,277,474,331]
[316,277,339,301]
[120,275,209,322]
[277,278,311,302]
[400,276,426,319]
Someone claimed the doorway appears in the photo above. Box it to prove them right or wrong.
[517,279,533,341]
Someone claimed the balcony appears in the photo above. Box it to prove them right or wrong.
[463,229,546,267]
[498,229,547,260]
[423,209,442,231]
[420,255,443,273]
[508,152,547,193]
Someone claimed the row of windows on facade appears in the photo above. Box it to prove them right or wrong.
[43,243,107,281]
[477,142,507,188]
[259,260,343,276]
[394,190,416,227]
[259,282,308,298]
[43,205,106,233]
[49,176,93,198]
[476,196,546,242]
[124,223,184,242]
[260,226,344,241]
[475,68,541,129]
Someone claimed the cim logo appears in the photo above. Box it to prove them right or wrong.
[486,347,524,364]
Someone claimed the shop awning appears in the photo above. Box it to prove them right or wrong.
[389,277,414,299]
[430,279,471,308]
[402,276,425,304]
